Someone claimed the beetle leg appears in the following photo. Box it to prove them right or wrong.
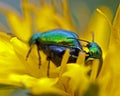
[26,45,33,60]
[37,45,41,69]
[47,56,50,77]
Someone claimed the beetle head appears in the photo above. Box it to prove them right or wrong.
[29,33,41,46]
[26,33,41,60]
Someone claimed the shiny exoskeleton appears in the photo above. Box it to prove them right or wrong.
[26,29,102,77]
[26,29,82,68]
[80,34,103,77]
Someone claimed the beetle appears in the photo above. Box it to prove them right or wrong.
[84,39,102,77]
[68,33,103,77]
[26,29,83,76]
[26,29,102,77]
[80,33,102,76]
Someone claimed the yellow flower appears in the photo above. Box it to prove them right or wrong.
[0,0,119,96]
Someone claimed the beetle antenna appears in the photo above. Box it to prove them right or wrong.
[92,32,94,42]
[26,46,33,60]
[67,37,90,43]
[79,39,90,43]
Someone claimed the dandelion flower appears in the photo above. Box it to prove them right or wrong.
[0,0,119,96]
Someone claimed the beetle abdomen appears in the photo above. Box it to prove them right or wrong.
[41,44,80,67]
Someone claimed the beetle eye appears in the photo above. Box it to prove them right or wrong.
[88,43,92,47]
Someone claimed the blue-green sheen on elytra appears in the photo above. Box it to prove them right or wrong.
[29,29,81,49]
[27,29,103,77]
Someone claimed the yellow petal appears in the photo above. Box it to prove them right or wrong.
[59,49,70,77]
[0,73,37,88]
[76,52,86,65]
[32,1,76,32]
[0,32,26,76]
[98,4,120,96]
[0,1,32,42]
[0,74,67,95]
[90,59,100,81]
[104,4,120,77]
[31,77,68,95]
[8,74,37,88]
[57,64,89,96]
[82,6,112,58]
[10,37,49,78]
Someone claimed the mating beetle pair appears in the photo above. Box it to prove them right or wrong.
[26,29,102,76]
